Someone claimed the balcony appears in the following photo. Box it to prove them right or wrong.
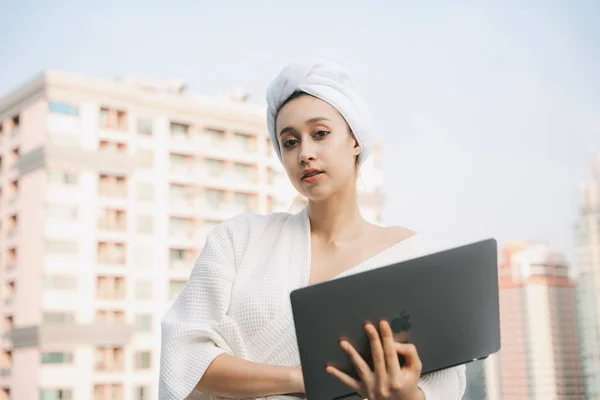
[170,133,197,149]
[98,184,128,199]
[96,277,126,301]
[197,136,258,163]
[8,323,134,348]
[97,220,127,233]
[99,108,128,132]
[169,259,191,272]
[203,171,259,192]
[97,255,126,266]
[200,202,252,220]
[169,197,201,216]
[95,347,125,372]
[169,164,201,184]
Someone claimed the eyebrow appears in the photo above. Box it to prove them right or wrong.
[278,117,331,136]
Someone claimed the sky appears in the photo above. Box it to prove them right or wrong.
[1,0,599,263]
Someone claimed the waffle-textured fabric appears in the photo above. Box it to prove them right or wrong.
[159,207,466,399]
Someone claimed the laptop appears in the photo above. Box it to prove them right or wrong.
[290,238,500,400]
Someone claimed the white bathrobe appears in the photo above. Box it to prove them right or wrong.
[159,207,466,399]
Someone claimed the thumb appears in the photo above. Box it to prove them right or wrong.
[395,342,422,372]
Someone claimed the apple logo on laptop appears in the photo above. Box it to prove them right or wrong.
[391,311,411,333]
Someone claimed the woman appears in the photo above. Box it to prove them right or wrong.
[159,60,466,399]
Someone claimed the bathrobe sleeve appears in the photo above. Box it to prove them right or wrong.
[159,223,238,399]
[419,364,467,400]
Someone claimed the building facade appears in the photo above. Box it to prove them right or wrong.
[574,155,600,399]
[496,242,583,399]
[0,71,385,399]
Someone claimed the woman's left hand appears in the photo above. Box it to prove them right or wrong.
[326,320,424,400]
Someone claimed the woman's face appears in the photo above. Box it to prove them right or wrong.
[275,94,360,201]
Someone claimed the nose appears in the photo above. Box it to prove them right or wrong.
[298,141,317,164]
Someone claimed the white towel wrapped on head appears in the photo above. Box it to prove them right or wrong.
[266,59,374,166]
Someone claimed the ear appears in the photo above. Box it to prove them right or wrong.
[353,140,361,156]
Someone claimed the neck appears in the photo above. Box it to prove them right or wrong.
[307,181,366,243]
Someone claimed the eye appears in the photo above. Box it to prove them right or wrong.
[314,130,330,138]
[282,138,298,149]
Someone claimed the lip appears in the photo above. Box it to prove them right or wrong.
[301,169,325,183]
[301,169,324,179]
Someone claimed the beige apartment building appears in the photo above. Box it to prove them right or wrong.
[574,154,600,399]
[495,242,583,399]
[0,71,385,400]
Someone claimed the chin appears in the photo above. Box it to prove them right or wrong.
[300,187,333,202]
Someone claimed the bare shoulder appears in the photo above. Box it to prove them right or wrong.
[372,224,417,246]
[364,225,416,247]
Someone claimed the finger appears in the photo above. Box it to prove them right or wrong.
[340,340,373,383]
[380,320,402,379]
[326,365,362,392]
[365,322,387,380]
[395,342,423,373]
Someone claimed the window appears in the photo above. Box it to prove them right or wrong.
[134,351,152,370]
[136,182,154,202]
[94,347,125,372]
[96,309,125,324]
[95,276,126,300]
[46,240,78,255]
[10,115,21,137]
[97,208,126,231]
[46,204,77,222]
[99,140,127,153]
[49,133,80,147]
[136,215,153,234]
[44,275,77,290]
[94,384,124,400]
[97,242,126,265]
[169,217,192,238]
[134,280,153,300]
[234,193,252,211]
[170,122,189,134]
[48,171,78,186]
[134,314,153,333]
[203,128,225,147]
[49,102,79,116]
[203,220,220,231]
[137,149,154,168]
[205,159,225,177]
[98,174,128,198]
[41,352,74,364]
[234,162,250,178]
[40,389,73,400]
[169,153,193,174]
[234,133,257,152]
[43,312,75,324]
[138,119,153,136]
[205,189,225,207]
[169,248,191,262]
[134,245,154,268]
[99,107,128,130]
[168,280,186,300]
[134,385,151,400]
